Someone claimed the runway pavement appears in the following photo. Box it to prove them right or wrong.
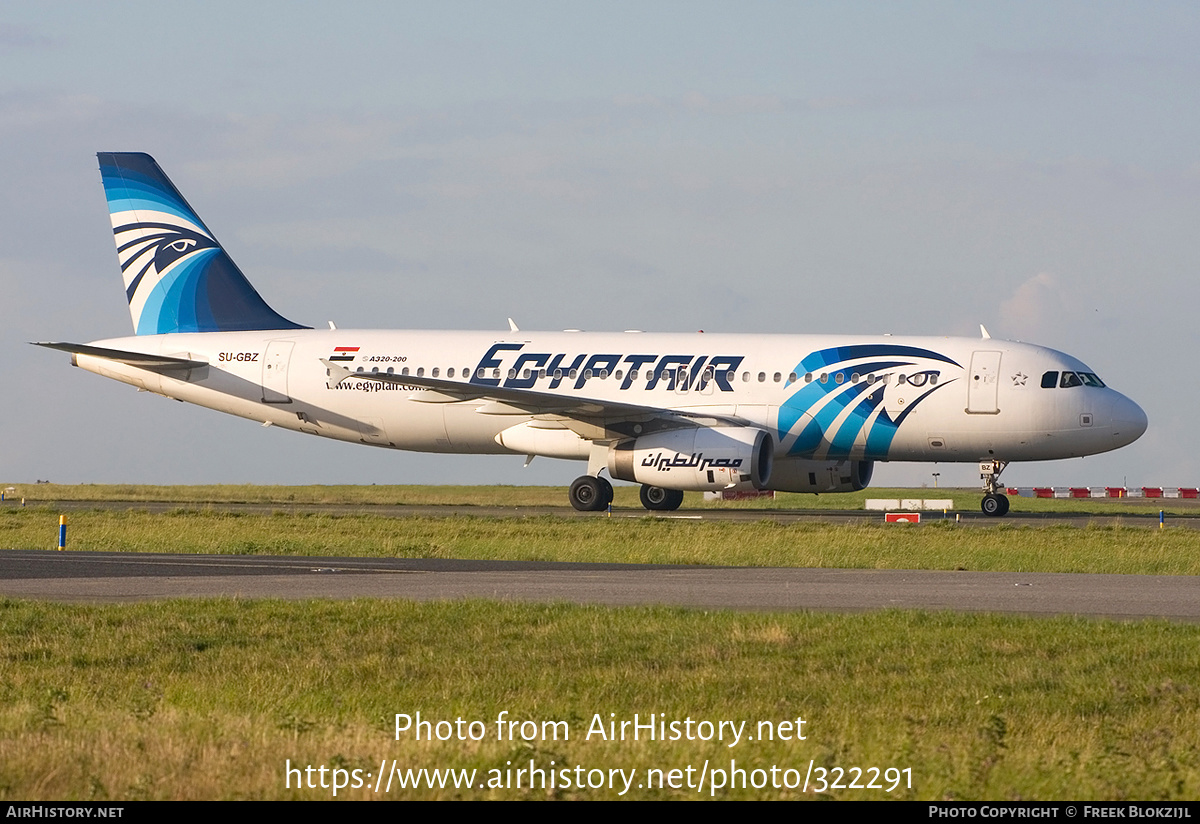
[2,550,1197,620]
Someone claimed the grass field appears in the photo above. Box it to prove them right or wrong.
[1,485,1197,800]
[5,482,1199,515]
[1,599,1197,800]
[3,506,1200,574]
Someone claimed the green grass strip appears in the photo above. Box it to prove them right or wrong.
[5,483,1198,516]
[3,507,1200,575]
[0,599,1196,800]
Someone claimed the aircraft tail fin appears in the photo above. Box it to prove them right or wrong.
[97,152,307,335]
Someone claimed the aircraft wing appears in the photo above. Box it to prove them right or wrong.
[33,342,208,372]
[322,360,746,433]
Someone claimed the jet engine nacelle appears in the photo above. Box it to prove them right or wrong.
[608,426,773,491]
[768,457,874,493]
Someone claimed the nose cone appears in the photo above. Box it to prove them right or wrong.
[1109,392,1148,448]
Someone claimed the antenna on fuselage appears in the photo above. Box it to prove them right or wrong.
[980,324,991,339]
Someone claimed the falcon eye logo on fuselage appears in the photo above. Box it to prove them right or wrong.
[901,370,939,388]
[780,344,962,461]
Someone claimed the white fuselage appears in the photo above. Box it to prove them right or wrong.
[74,329,1147,474]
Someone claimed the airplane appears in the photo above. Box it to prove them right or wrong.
[37,152,1147,516]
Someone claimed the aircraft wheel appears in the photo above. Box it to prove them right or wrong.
[569,476,608,512]
[597,476,614,506]
[640,485,684,512]
[981,493,1010,517]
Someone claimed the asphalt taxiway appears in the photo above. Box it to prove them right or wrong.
[2,550,1197,621]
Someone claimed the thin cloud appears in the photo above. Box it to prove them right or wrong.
[0,23,54,49]
[998,272,1069,341]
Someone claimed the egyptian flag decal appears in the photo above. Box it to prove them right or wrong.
[328,346,359,362]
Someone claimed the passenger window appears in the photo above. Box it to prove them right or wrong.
[834,373,844,384]
[757,372,766,382]
[432,367,440,378]
[1041,371,1058,389]
[1060,371,1082,388]
[788,372,797,383]
[417,367,424,377]
[805,373,813,383]
[447,368,455,378]
[897,374,907,385]
[773,372,781,382]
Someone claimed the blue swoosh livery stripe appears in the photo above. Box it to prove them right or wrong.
[778,344,962,459]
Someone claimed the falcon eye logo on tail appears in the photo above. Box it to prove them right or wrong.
[98,152,306,335]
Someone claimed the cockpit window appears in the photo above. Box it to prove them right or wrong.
[1060,371,1082,388]
[1041,371,1058,389]
[1079,372,1105,387]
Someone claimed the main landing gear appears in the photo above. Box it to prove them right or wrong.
[568,475,613,512]
[639,485,684,512]
[980,460,1010,517]
[567,476,684,512]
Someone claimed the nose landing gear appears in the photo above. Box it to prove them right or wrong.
[980,460,1010,517]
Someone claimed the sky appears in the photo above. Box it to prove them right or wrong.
[1,1,1197,491]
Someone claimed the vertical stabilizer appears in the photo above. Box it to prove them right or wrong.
[97,152,307,335]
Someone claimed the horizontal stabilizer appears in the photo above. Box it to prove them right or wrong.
[33,342,207,371]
